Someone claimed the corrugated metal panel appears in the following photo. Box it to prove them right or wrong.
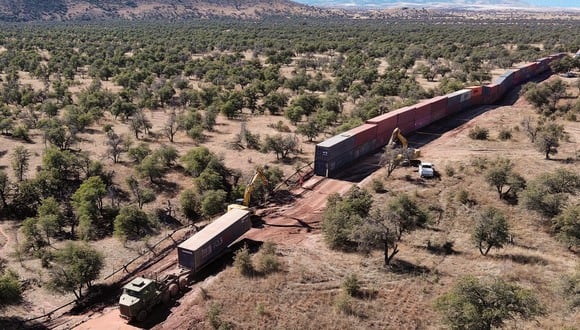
[414,102,432,130]
[430,96,448,121]
[467,86,482,97]
[392,105,417,124]
[397,118,415,135]
[367,112,398,146]
[178,209,251,272]
[315,135,355,161]
[314,160,327,177]
[342,123,377,147]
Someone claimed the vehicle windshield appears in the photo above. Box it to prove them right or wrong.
[123,288,141,297]
[422,164,432,169]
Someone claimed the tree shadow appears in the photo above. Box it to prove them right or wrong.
[388,259,430,276]
[151,178,180,196]
[0,317,45,330]
[493,253,548,266]
[68,283,122,315]
[416,240,461,256]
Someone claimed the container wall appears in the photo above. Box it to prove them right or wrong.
[198,214,251,269]
[343,123,378,147]
[177,248,196,271]
[314,160,327,176]
[367,112,398,146]
[315,135,355,161]
[428,96,449,122]
[414,102,432,130]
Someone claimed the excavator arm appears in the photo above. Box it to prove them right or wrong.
[242,168,268,206]
[387,127,408,149]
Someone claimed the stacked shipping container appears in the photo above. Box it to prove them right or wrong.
[314,53,567,178]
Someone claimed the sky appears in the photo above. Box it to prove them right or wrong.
[294,0,580,9]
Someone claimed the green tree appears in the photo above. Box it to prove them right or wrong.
[127,142,151,163]
[485,158,526,200]
[0,270,22,307]
[323,187,373,250]
[435,276,543,330]
[262,92,288,115]
[136,154,167,183]
[11,146,30,182]
[125,176,155,209]
[521,169,580,219]
[49,242,104,299]
[472,207,511,256]
[181,146,222,177]
[296,118,321,142]
[350,208,400,265]
[200,190,227,218]
[261,134,299,160]
[388,194,429,239]
[72,176,107,240]
[534,123,565,159]
[553,204,580,250]
[114,205,158,241]
[180,188,201,222]
[0,170,10,208]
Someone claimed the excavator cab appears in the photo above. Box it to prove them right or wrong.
[387,128,421,166]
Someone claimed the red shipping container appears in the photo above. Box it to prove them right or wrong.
[414,102,432,130]
[393,105,417,124]
[367,112,398,146]
[429,96,448,121]
[397,117,415,135]
[466,86,482,105]
[342,123,378,147]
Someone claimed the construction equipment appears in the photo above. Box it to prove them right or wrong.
[227,167,268,212]
[387,127,421,166]
[119,209,252,323]
[119,272,188,322]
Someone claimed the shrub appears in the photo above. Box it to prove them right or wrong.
[335,292,355,315]
[498,128,512,141]
[371,178,385,193]
[468,126,489,140]
[0,269,22,307]
[234,245,254,277]
[342,274,361,297]
[257,242,280,274]
[12,125,30,141]
[444,165,455,177]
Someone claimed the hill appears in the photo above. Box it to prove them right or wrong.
[0,0,331,21]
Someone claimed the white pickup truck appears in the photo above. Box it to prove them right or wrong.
[418,162,435,178]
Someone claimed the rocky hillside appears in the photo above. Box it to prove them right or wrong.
[0,0,332,21]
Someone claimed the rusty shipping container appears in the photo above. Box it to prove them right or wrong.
[366,112,398,146]
[178,209,252,272]
[467,86,483,106]
[414,101,432,130]
[392,106,417,135]
[343,123,378,148]
[429,96,448,122]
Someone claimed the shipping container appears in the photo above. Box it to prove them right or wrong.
[178,209,252,272]
[467,86,483,106]
[429,96,448,121]
[414,101,432,130]
[366,112,398,146]
[315,134,355,161]
[342,123,378,147]
[447,89,470,115]
[314,160,327,176]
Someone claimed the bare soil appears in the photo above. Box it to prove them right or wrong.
[0,54,578,329]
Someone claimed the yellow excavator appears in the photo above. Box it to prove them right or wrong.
[387,127,420,165]
[227,167,268,212]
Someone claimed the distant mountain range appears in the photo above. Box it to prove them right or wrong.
[0,0,577,22]
[0,0,331,22]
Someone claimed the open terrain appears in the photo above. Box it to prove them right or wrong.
[0,15,578,330]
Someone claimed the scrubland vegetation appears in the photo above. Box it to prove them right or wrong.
[0,17,578,328]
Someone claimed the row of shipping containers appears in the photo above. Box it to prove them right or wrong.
[177,209,252,273]
[314,53,567,178]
